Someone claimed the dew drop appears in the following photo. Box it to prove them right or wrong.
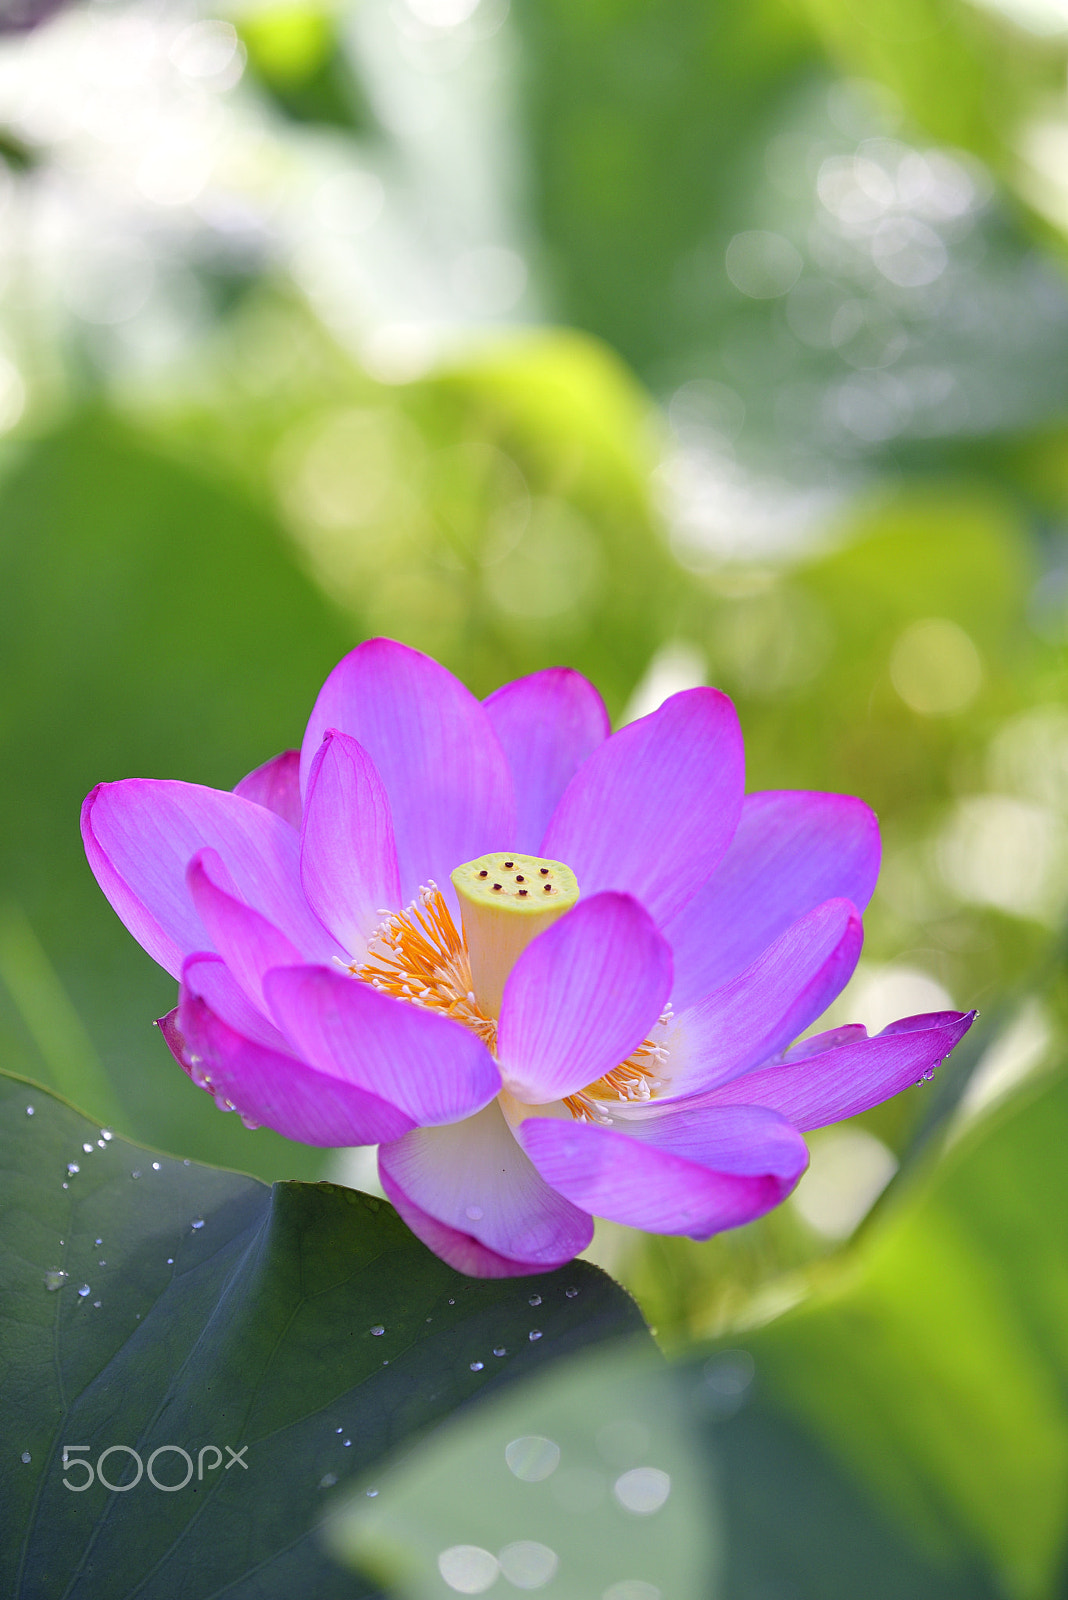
[465,1204,484,1221]
[529,1329,543,1342]
[25,1105,34,1116]
[343,1439,352,1448]
[320,1473,337,1489]
[448,1297,455,1306]
[101,1129,113,1141]
[240,1114,261,1130]
[191,1219,204,1231]
[183,1158,191,1166]
[470,1361,484,1371]
[93,1301,101,1308]
[82,1143,94,1154]
[95,1238,102,1246]
[131,1170,141,1179]
[21,1451,31,1463]
[61,1182,68,1190]
[366,1487,379,1498]
[77,1284,90,1298]
[98,1259,106,1267]
[152,1161,161,1171]
[565,1286,579,1298]
[97,1140,105,1149]
[493,1346,506,1357]
[166,1257,174,1265]
[66,1163,79,1176]
[370,1324,385,1336]
[336,1427,343,1434]
[528,1294,542,1306]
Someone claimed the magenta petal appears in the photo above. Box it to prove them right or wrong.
[703,1009,977,1129]
[187,850,303,1012]
[181,953,291,1051]
[175,978,414,1145]
[484,668,609,853]
[378,1102,593,1270]
[665,898,864,1096]
[299,639,515,903]
[233,750,302,830]
[264,965,501,1126]
[497,892,673,1104]
[666,790,881,1011]
[517,1104,806,1238]
[82,779,342,981]
[378,1174,560,1277]
[540,688,744,926]
[300,731,401,953]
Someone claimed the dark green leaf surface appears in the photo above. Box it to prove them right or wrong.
[0,1071,649,1599]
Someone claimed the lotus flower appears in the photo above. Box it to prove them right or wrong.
[82,638,973,1276]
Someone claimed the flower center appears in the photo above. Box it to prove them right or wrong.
[353,855,669,1119]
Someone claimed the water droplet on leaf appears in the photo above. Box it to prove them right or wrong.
[44,1270,67,1292]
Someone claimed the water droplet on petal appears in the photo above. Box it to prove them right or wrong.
[240,1114,261,1130]
[370,1325,385,1336]
[77,1284,90,1298]
[44,1270,67,1292]
[529,1329,542,1341]
[464,1204,484,1221]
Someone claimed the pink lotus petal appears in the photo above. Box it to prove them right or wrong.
[497,892,672,1104]
[517,1105,804,1238]
[233,750,302,830]
[702,1009,977,1129]
[174,978,416,1145]
[82,779,342,981]
[299,639,515,904]
[540,688,744,927]
[180,953,291,1052]
[663,899,863,1097]
[378,1101,593,1271]
[666,790,880,1011]
[784,1023,868,1062]
[484,667,609,853]
[187,850,303,1013]
[300,730,402,954]
[264,964,501,1126]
